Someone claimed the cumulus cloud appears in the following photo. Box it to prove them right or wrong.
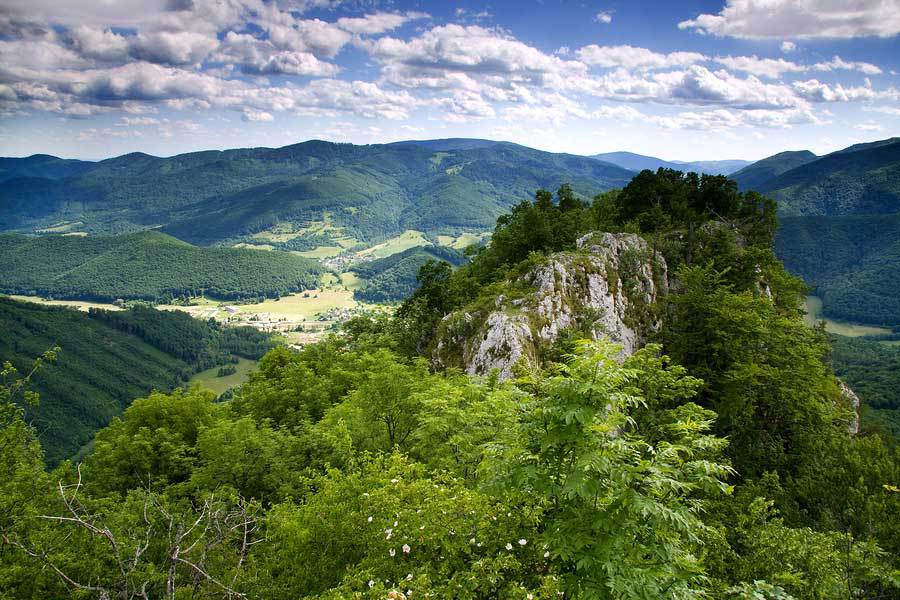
[577,45,707,70]
[714,55,805,78]
[594,11,613,24]
[679,0,900,39]
[812,55,882,75]
[336,12,428,35]
[242,109,274,121]
[781,41,796,53]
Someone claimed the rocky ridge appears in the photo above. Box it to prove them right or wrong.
[433,232,668,380]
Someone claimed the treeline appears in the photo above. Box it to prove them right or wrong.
[0,230,322,302]
[350,245,466,303]
[0,298,273,464]
[776,213,900,326]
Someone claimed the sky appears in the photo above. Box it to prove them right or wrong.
[1,0,899,161]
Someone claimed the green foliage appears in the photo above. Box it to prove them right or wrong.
[0,231,322,301]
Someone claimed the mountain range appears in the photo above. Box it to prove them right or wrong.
[0,139,634,246]
[589,151,751,175]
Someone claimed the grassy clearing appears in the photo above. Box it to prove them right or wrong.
[295,246,343,259]
[358,230,430,259]
[4,294,123,312]
[436,231,489,250]
[803,296,892,337]
[37,221,83,233]
[233,242,274,251]
[189,357,257,395]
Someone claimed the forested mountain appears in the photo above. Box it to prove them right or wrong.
[2,172,896,599]
[0,154,95,182]
[0,231,321,301]
[776,213,900,325]
[737,137,900,215]
[590,151,750,175]
[0,140,633,245]
[731,150,818,192]
[0,298,273,464]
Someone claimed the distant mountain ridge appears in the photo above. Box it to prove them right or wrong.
[589,151,751,175]
[0,139,634,246]
[732,137,900,216]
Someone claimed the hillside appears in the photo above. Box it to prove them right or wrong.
[741,137,900,215]
[0,140,634,245]
[731,150,818,192]
[0,298,274,464]
[350,245,466,303]
[776,213,900,325]
[0,154,95,183]
[0,231,322,302]
[590,151,750,175]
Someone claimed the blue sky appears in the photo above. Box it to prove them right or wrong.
[1,0,899,160]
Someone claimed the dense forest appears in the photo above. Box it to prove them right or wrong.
[776,213,900,326]
[0,170,898,599]
[0,231,322,302]
[350,246,466,303]
[0,299,274,464]
[828,334,900,437]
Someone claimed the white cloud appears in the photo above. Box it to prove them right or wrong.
[679,0,900,39]
[242,109,274,121]
[594,11,613,24]
[715,55,805,78]
[781,41,796,53]
[577,45,706,70]
[792,78,879,102]
[336,12,428,35]
[855,120,883,131]
[812,55,882,75]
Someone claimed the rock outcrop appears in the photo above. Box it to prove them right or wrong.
[838,380,861,435]
[433,232,667,380]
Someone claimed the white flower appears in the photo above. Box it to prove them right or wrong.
[518,539,527,545]
[505,543,513,551]
[367,516,373,522]
[544,550,550,558]
[406,573,413,581]
[394,521,398,527]
[402,544,411,554]
[389,548,396,557]
[385,528,393,540]
[368,580,375,588]
[527,595,534,600]
[390,478,399,484]
[469,537,476,544]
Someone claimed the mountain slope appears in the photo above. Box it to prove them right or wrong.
[776,213,900,326]
[0,231,322,301]
[731,150,818,191]
[350,245,466,302]
[747,138,900,215]
[0,140,635,245]
[0,154,96,183]
[590,151,750,175]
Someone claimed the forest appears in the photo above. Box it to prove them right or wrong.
[0,231,322,302]
[0,170,897,599]
[0,299,274,465]
[350,246,466,303]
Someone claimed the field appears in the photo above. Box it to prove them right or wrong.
[358,230,430,259]
[4,294,123,312]
[435,231,489,250]
[296,245,344,259]
[803,296,892,337]
[189,357,258,395]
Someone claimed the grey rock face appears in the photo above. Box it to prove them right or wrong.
[434,232,667,380]
[838,380,861,435]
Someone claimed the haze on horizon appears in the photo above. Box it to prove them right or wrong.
[1,0,899,161]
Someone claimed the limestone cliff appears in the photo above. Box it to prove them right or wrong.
[433,232,667,380]
[838,380,861,435]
